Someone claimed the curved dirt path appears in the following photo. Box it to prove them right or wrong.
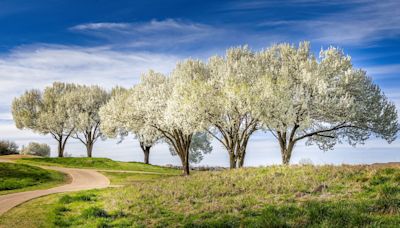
[0,164,110,215]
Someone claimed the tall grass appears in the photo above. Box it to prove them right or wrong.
[100,165,400,227]
[2,164,399,227]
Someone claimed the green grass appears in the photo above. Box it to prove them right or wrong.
[18,157,180,174]
[100,171,173,185]
[0,192,60,227]
[0,162,67,195]
[0,190,112,228]
[1,165,400,227]
[0,170,169,227]
[96,165,399,227]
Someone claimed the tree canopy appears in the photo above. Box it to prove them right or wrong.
[255,42,399,164]
[12,82,110,157]
[66,85,110,157]
[11,41,399,171]
[12,82,77,157]
[100,85,162,164]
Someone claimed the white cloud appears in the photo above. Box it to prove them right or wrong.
[0,16,399,165]
[364,64,400,78]
[70,19,220,50]
[253,1,400,45]
[316,1,400,44]
[0,45,185,163]
[71,22,130,30]
[71,19,212,34]
[0,44,182,114]
[67,19,287,54]
[69,2,400,49]
[384,89,400,116]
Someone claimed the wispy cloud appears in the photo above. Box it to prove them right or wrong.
[231,0,400,45]
[364,64,400,78]
[71,22,130,30]
[71,19,212,34]
[0,44,182,117]
[0,44,185,160]
[305,1,400,44]
[69,18,290,55]
[70,19,222,51]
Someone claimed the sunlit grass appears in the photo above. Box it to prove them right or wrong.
[100,165,400,227]
[100,171,174,185]
[1,164,399,227]
[18,157,180,174]
[0,162,67,195]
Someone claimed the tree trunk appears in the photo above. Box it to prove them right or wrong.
[177,143,191,176]
[281,148,290,165]
[143,146,151,164]
[54,131,72,158]
[228,141,248,168]
[172,131,191,175]
[229,150,237,169]
[139,142,152,164]
[183,151,190,175]
[280,141,295,165]
[238,135,250,168]
[175,145,190,175]
[215,123,255,169]
[86,141,93,158]
[57,140,64,157]
[238,149,246,168]
[159,129,192,175]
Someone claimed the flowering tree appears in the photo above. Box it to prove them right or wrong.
[256,42,399,164]
[191,47,262,168]
[163,60,215,173]
[66,85,110,157]
[102,63,213,169]
[118,62,208,175]
[99,86,161,164]
[12,82,77,157]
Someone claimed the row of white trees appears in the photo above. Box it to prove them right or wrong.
[11,83,211,164]
[12,83,109,158]
[12,42,399,175]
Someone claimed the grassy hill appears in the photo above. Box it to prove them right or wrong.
[18,157,180,175]
[100,165,400,227]
[0,163,67,195]
[1,164,399,227]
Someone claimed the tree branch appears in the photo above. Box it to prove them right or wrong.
[294,122,354,142]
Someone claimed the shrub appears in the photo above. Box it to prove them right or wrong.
[21,142,50,157]
[0,140,19,155]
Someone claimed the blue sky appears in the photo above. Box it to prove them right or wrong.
[0,0,399,166]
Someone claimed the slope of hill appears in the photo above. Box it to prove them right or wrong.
[18,157,180,174]
[1,164,399,227]
[0,162,67,195]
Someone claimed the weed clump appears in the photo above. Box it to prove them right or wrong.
[81,206,109,218]
[59,193,97,204]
